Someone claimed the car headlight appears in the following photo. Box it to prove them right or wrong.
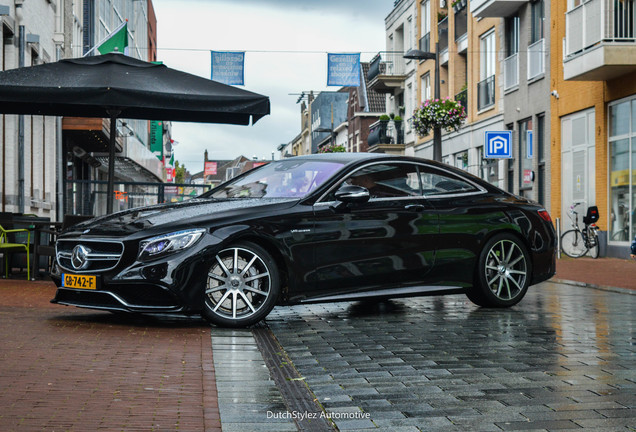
[138,228,206,260]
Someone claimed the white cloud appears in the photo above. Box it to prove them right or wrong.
[153,0,388,173]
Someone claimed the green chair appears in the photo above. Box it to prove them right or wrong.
[0,224,30,280]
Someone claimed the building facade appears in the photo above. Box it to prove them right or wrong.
[412,0,505,187]
[347,62,386,153]
[471,0,551,210]
[552,0,636,258]
[0,0,79,218]
[367,0,418,154]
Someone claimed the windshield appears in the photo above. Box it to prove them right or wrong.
[203,160,345,199]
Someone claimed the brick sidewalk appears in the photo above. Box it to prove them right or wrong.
[0,280,221,432]
[555,257,636,291]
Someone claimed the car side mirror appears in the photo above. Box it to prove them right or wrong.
[334,185,370,204]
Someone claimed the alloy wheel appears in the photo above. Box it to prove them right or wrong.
[205,247,272,320]
[483,239,528,301]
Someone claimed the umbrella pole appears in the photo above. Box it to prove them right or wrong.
[106,110,120,214]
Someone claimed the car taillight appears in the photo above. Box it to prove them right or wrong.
[537,209,552,224]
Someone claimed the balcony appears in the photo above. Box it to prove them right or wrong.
[564,0,636,81]
[367,119,405,154]
[470,0,529,17]
[504,53,519,91]
[527,38,545,80]
[367,52,407,94]
[477,75,495,111]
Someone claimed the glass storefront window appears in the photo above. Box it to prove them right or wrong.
[610,101,630,137]
[608,99,635,243]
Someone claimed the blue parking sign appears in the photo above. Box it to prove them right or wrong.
[485,131,512,158]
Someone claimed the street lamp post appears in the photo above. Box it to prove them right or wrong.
[404,44,442,162]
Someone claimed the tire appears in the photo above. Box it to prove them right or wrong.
[467,233,531,308]
[202,241,280,328]
[561,229,586,258]
[587,229,599,259]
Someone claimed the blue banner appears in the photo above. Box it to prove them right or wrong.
[327,53,361,87]
[211,51,245,85]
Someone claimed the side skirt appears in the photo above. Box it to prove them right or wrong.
[299,285,466,304]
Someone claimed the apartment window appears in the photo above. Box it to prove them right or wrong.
[505,16,519,56]
[407,17,413,52]
[531,0,545,44]
[420,0,431,52]
[504,16,520,90]
[421,73,431,102]
[478,29,496,110]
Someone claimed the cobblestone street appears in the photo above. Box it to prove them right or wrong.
[266,281,636,431]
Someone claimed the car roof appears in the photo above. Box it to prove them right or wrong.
[285,153,387,163]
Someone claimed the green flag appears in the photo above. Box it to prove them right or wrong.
[97,22,128,55]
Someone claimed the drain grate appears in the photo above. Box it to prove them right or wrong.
[253,328,337,432]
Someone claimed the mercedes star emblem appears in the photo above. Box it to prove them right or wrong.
[71,245,90,270]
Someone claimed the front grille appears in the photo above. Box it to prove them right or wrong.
[56,239,124,273]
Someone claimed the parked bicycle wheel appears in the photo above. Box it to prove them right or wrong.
[587,229,599,259]
[561,229,587,258]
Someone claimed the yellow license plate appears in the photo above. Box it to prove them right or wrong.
[62,274,97,290]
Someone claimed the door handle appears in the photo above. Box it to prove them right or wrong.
[405,204,426,212]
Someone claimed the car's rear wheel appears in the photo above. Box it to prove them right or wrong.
[202,241,279,327]
[467,234,531,308]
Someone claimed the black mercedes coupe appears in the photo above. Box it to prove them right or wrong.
[51,153,556,327]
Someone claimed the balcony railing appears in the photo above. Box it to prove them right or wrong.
[368,119,404,146]
[455,89,468,116]
[367,52,406,82]
[565,0,636,57]
[477,75,495,111]
[420,32,430,52]
[438,17,449,53]
[504,53,519,90]
[528,39,544,79]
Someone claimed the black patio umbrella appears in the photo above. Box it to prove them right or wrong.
[0,53,270,213]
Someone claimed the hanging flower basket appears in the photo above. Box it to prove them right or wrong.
[412,97,467,137]
[318,143,346,153]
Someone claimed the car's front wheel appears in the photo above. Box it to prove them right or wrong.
[202,241,280,327]
[467,234,531,308]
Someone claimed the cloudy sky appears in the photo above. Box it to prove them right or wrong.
[152,0,391,174]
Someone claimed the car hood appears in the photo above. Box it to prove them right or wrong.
[62,198,299,238]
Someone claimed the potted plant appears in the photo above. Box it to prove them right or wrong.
[412,97,467,137]
[378,115,391,143]
[393,116,404,144]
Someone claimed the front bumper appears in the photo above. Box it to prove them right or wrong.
[50,234,222,314]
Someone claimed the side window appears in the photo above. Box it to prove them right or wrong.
[419,167,478,196]
[325,163,421,201]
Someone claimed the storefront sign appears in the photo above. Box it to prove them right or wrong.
[527,130,533,159]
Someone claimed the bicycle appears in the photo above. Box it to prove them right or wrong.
[561,203,600,259]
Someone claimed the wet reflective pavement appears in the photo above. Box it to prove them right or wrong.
[265,281,636,431]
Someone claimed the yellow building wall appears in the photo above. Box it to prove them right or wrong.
[550,0,636,229]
